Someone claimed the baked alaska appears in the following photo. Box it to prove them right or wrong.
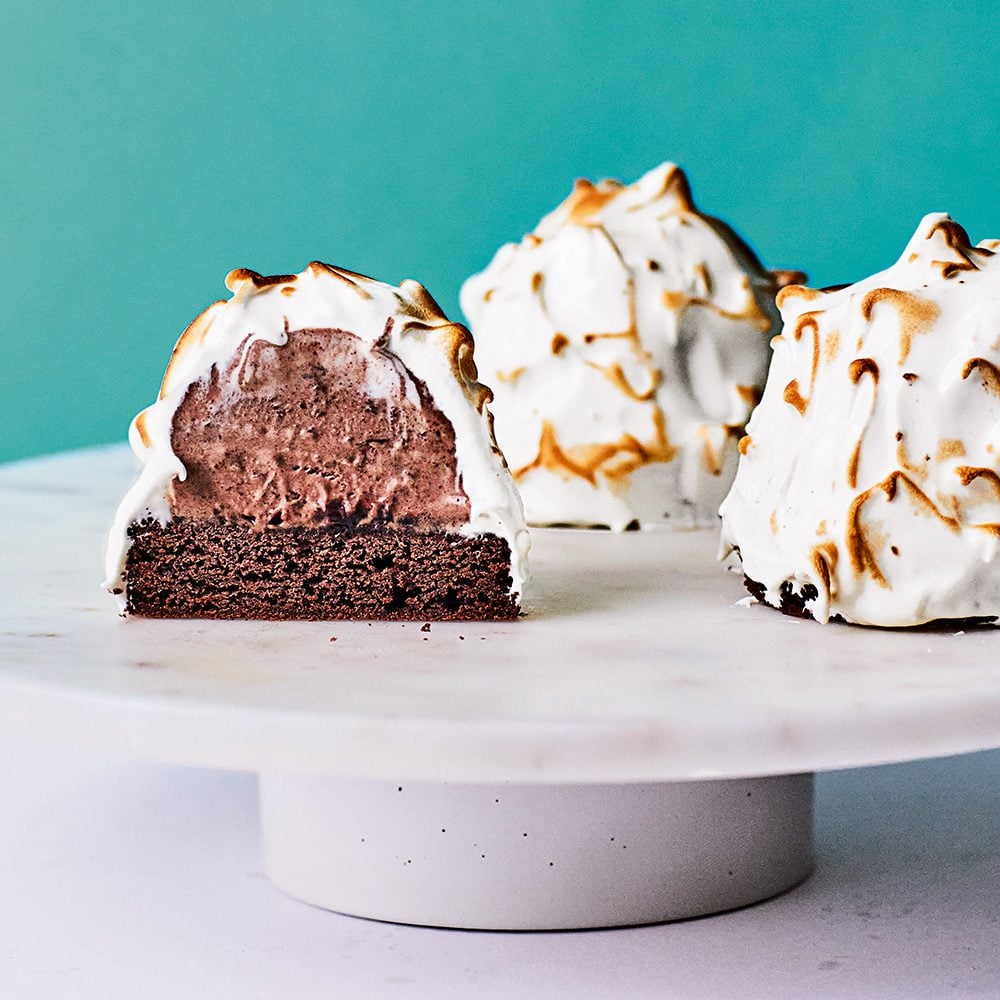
[104,263,529,621]
[720,214,1000,627]
[460,162,802,530]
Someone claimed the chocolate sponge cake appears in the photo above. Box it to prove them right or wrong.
[104,263,529,620]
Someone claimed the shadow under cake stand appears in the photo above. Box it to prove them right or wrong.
[3,447,1000,929]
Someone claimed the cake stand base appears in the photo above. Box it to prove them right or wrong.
[259,772,814,930]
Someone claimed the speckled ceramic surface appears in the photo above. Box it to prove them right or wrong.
[2,446,1000,783]
[260,773,814,929]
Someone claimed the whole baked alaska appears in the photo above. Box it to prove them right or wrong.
[460,162,802,530]
[720,214,1000,627]
[104,263,529,620]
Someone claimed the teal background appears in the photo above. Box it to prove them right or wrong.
[1,1,997,464]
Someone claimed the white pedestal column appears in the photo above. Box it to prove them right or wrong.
[260,772,814,929]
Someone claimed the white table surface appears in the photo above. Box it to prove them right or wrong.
[0,736,997,999]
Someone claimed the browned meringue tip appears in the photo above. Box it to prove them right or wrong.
[306,261,373,282]
[305,261,375,299]
[925,215,976,252]
[559,163,697,227]
[400,279,449,323]
[775,283,830,308]
[225,268,298,292]
[562,177,626,225]
[771,269,808,289]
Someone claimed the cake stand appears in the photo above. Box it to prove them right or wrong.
[4,448,1000,930]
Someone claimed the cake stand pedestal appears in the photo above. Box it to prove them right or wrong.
[3,448,1000,929]
[259,773,813,928]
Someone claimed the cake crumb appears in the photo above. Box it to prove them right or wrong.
[329,636,337,642]
[735,595,758,609]
[420,622,431,633]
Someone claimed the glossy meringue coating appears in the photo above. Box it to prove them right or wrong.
[460,162,793,530]
[720,214,1000,626]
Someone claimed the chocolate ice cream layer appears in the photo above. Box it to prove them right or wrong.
[170,327,471,529]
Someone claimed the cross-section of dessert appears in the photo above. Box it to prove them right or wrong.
[104,263,529,620]
[461,162,800,530]
[720,214,1000,627]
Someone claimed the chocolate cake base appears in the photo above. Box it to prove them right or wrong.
[125,519,519,621]
[743,576,818,620]
[743,574,995,629]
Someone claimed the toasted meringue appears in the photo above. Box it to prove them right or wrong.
[720,214,1000,626]
[460,162,791,530]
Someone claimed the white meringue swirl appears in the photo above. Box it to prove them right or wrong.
[461,162,787,530]
[720,214,1000,626]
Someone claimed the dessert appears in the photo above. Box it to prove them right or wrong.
[460,162,800,530]
[720,214,1000,627]
[104,263,529,620]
